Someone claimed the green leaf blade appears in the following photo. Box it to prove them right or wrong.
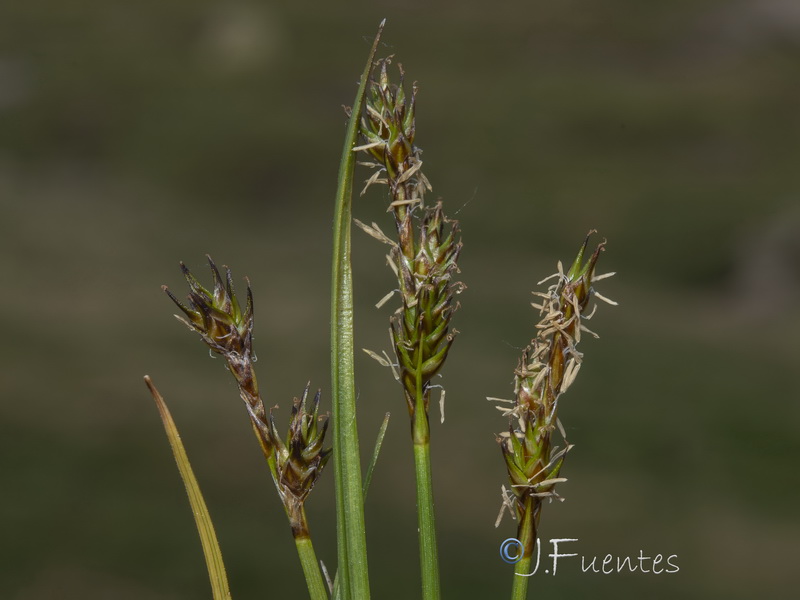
[330,20,385,600]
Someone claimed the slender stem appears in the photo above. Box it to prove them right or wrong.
[330,21,385,600]
[296,538,328,600]
[412,425,440,600]
[412,355,441,600]
[293,505,330,600]
[510,496,537,600]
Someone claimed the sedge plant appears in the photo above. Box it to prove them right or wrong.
[143,20,614,600]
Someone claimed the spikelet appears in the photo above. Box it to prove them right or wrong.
[164,256,271,456]
[357,59,462,422]
[496,232,615,528]
[248,384,332,536]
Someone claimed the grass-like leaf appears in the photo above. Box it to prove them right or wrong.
[330,19,385,600]
[362,412,390,498]
[144,376,232,600]
[332,412,392,600]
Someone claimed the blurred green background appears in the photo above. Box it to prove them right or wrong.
[2,1,799,598]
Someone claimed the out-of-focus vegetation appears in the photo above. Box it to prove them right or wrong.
[1,1,798,599]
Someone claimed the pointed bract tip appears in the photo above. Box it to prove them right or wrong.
[143,375,160,399]
[313,388,322,410]
[246,285,254,315]
[162,286,180,303]
[208,257,223,279]
[567,230,603,281]
[588,239,607,265]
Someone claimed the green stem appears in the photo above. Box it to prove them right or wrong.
[293,511,329,600]
[412,369,440,600]
[413,428,440,600]
[510,496,536,600]
[330,20,385,600]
